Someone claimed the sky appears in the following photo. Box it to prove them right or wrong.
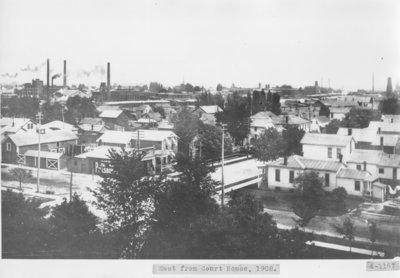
[0,0,399,91]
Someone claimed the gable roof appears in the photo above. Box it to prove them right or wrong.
[42,120,77,132]
[337,127,375,143]
[337,168,372,180]
[199,105,223,114]
[99,110,124,118]
[251,111,277,119]
[132,129,178,141]
[301,133,353,146]
[8,130,78,146]
[24,150,64,159]
[96,131,135,145]
[267,155,344,172]
[80,117,103,125]
[348,149,383,165]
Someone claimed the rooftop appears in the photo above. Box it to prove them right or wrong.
[8,130,78,146]
[267,155,344,172]
[99,110,124,118]
[337,168,372,180]
[199,105,223,114]
[301,133,353,146]
[96,131,135,145]
[24,150,64,159]
[42,120,77,132]
[337,127,375,143]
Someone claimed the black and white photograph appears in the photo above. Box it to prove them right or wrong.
[0,0,399,277]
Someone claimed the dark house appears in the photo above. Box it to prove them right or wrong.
[2,129,78,166]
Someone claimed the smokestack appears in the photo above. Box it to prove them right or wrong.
[47,59,50,102]
[107,62,110,89]
[63,60,67,87]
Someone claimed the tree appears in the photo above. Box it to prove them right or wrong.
[140,155,219,259]
[172,108,200,156]
[1,97,40,118]
[48,194,108,258]
[149,82,165,93]
[216,92,250,145]
[198,122,232,162]
[64,96,97,124]
[10,168,32,191]
[91,148,160,258]
[271,93,282,115]
[2,190,51,258]
[152,106,166,118]
[341,108,381,128]
[251,128,285,162]
[252,90,266,114]
[319,103,330,117]
[331,187,347,211]
[334,217,355,252]
[292,172,325,228]
[216,83,223,92]
[41,102,64,124]
[282,126,305,156]
[325,119,341,134]
[368,221,378,257]
[380,97,400,115]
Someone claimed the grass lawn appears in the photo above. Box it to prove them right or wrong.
[239,188,364,217]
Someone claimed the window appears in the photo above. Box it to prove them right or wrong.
[275,169,280,182]
[6,143,11,151]
[325,173,330,187]
[356,165,362,170]
[354,181,361,191]
[289,171,294,183]
[336,148,341,159]
[328,147,332,158]
[379,168,384,174]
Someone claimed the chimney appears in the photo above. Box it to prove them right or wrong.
[380,136,384,147]
[363,161,367,171]
[91,124,94,131]
[348,128,352,135]
[285,116,289,124]
[378,127,381,134]
[339,153,343,163]
[63,60,67,87]
[283,156,288,165]
[46,58,50,102]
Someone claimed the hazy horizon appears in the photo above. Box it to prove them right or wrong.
[0,0,399,91]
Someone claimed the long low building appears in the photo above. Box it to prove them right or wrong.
[68,146,157,175]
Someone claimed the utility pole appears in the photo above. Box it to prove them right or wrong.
[36,112,43,193]
[372,72,375,94]
[221,124,226,207]
[69,170,73,201]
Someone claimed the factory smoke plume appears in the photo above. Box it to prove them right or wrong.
[1,72,18,78]
[21,61,46,72]
[79,65,106,77]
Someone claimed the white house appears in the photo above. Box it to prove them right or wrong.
[193,105,223,125]
[301,133,355,163]
[262,155,345,191]
[0,117,37,142]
